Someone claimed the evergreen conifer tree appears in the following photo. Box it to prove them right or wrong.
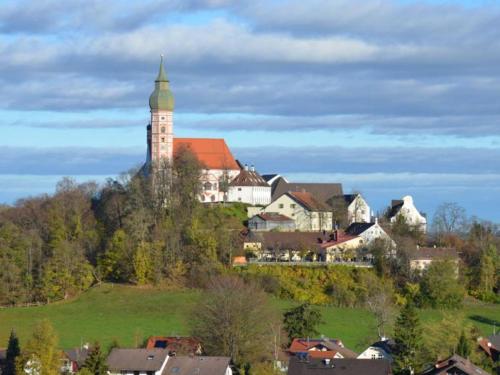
[456,330,471,358]
[83,342,107,375]
[283,303,323,343]
[5,330,20,375]
[393,302,422,375]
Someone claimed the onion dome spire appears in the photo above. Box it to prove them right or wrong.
[149,55,174,111]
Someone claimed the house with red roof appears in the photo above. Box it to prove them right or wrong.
[288,338,358,360]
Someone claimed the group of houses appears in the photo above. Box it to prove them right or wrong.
[61,336,231,375]
[283,335,498,375]
[3,332,496,375]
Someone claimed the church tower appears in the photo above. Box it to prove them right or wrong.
[147,56,175,166]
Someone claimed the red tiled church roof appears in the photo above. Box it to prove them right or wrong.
[173,138,239,170]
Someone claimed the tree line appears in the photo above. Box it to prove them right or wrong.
[0,150,243,306]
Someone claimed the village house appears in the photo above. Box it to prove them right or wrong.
[248,191,333,231]
[106,347,232,375]
[318,232,364,262]
[478,333,500,364]
[409,246,459,272]
[248,213,295,232]
[343,194,371,224]
[162,356,232,375]
[345,219,396,250]
[145,336,202,356]
[242,231,322,261]
[357,339,395,362]
[387,195,427,233]
[227,164,272,205]
[61,347,89,374]
[287,356,392,375]
[288,338,358,360]
[242,230,371,263]
[420,354,490,375]
[106,349,169,375]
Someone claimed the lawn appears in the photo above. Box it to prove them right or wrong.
[0,284,498,353]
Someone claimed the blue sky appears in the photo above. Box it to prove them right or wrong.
[1,0,500,222]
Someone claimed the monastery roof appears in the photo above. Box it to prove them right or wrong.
[173,138,239,170]
[229,168,269,187]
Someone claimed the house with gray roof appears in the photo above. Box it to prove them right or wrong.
[61,347,89,374]
[287,356,392,375]
[107,349,170,375]
[420,354,491,375]
[248,212,295,231]
[409,246,459,272]
[162,356,232,375]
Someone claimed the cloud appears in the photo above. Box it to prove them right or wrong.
[0,146,143,175]
[234,145,500,175]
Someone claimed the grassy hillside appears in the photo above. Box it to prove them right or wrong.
[0,284,498,352]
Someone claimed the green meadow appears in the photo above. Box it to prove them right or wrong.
[0,284,498,352]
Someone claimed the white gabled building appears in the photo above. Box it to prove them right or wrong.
[227,165,271,205]
[357,340,395,362]
[388,195,427,233]
[345,219,396,249]
[344,194,371,224]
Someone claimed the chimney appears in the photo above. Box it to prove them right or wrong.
[250,164,255,172]
[244,164,249,171]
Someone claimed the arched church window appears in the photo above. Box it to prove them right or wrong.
[203,182,212,191]
[161,127,166,133]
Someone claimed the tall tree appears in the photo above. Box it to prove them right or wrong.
[432,202,468,237]
[191,276,279,370]
[393,302,422,375]
[456,330,471,358]
[5,330,21,375]
[83,342,107,375]
[420,259,464,308]
[283,303,323,342]
[18,320,59,375]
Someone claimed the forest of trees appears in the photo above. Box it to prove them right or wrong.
[0,150,243,305]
